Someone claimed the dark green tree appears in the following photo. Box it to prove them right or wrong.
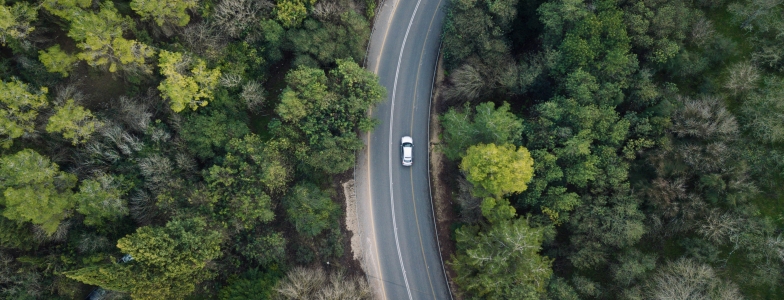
[283,183,339,237]
[451,218,553,299]
[440,101,524,160]
[64,218,223,300]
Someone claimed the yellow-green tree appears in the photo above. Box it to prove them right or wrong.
[41,0,91,20]
[38,45,79,77]
[0,149,77,234]
[46,99,102,145]
[157,50,221,112]
[0,0,37,47]
[0,79,48,148]
[64,218,223,300]
[460,143,535,198]
[275,0,316,28]
[69,3,155,73]
[130,0,197,27]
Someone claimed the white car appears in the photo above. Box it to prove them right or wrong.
[401,136,413,166]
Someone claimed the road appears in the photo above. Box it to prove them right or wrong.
[354,0,450,298]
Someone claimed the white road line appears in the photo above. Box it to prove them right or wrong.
[426,37,455,300]
[388,0,422,299]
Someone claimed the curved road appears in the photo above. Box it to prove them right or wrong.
[355,0,449,298]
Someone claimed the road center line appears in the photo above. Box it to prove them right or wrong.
[406,3,446,297]
[388,0,422,298]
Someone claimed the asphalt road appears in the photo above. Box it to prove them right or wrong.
[355,0,450,298]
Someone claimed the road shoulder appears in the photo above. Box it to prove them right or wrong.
[428,50,461,299]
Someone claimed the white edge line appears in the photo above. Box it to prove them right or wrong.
[426,37,455,300]
[389,1,422,299]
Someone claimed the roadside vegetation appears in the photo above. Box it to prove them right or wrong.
[0,0,381,298]
[441,0,784,298]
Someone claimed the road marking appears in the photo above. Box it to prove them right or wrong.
[373,0,402,74]
[364,124,388,300]
[422,1,454,298]
[405,2,448,297]
[388,0,423,298]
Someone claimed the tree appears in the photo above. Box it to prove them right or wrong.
[621,0,695,63]
[41,0,91,20]
[219,268,283,300]
[130,0,197,27]
[38,45,79,77]
[285,12,370,66]
[66,3,155,74]
[451,218,553,299]
[0,79,48,148]
[460,143,534,198]
[724,61,760,95]
[274,60,384,174]
[179,110,249,159]
[275,0,316,28]
[0,0,37,47]
[212,0,272,38]
[440,101,524,160]
[204,145,277,230]
[283,183,339,237]
[158,50,221,112]
[740,76,784,143]
[0,149,77,234]
[74,173,128,226]
[646,258,742,300]
[46,99,102,145]
[441,0,516,70]
[235,232,286,267]
[64,218,223,300]
[275,267,372,300]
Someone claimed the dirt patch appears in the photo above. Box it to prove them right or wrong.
[332,172,365,278]
[342,179,362,263]
[429,51,462,299]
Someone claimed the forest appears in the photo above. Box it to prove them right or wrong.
[0,0,381,298]
[440,0,784,299]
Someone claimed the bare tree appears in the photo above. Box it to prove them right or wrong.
[52,83,86,107]
[97,124,144,156]
[275,267,372,300]
[75,233,111,254]
[690,16,716,47]
[671,95,738,141]
[241,80,266,112]
[443,63,485,102]
[212,0,273,39]
[129,189,156,225]
[219,73,243,88]
[647,258,743,300]
[275,267,327,299]
[138,154,173,193]
[180,22,227,59]
[725,61,760,95]
[33,219,71,243]
[115,96,152,132]
[311,0,345,22]
[698,209,745,245]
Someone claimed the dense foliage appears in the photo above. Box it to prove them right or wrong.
[0,0,379,298]
[441,0,784,298]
